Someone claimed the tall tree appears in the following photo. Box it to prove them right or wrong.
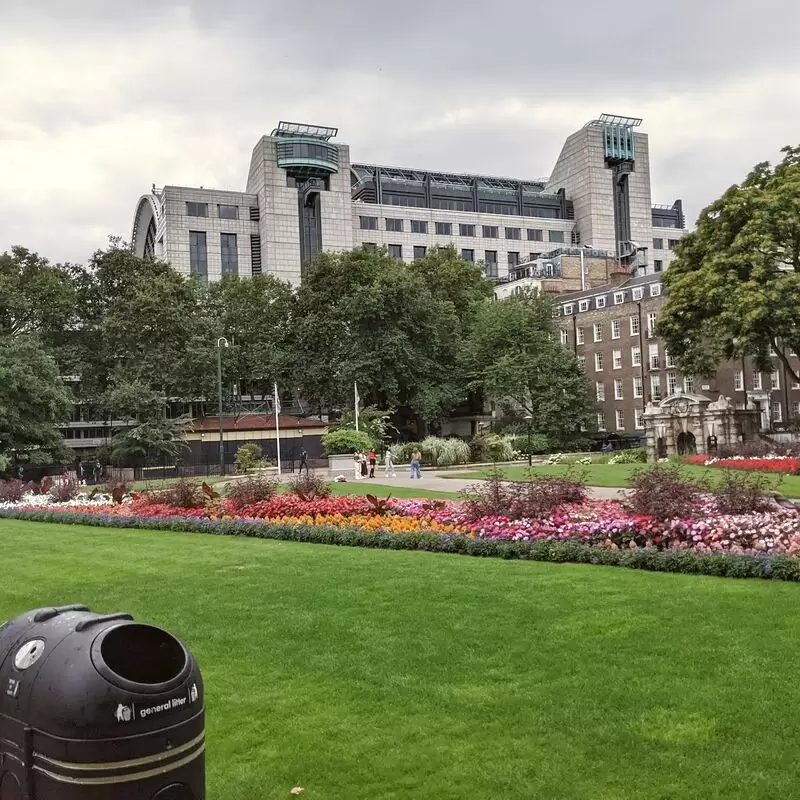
[462,292,594,444]
[659,145,800,380]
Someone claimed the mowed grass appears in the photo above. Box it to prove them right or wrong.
[3,521,800,798]
[450,463,800,496]
[327,481,459,499]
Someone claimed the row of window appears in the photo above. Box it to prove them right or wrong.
[575,343,673,373]
[189,231,240,277]
[732,369,799,392]
[566,313,659,345]
[358,216,565,243]
[186,202,259,221]
[560,284,662,316]
[373,244,544,270]
[595,373,685,402]
[652,237,681,250]
[379,194,564,218]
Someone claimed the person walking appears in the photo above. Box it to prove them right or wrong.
[368,448,377,478]
[360,451,368,478]
[384,448,396,478]
[353,451,362,480]
[299,449,309,475]
[410,447,423,480]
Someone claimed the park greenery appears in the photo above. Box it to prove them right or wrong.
[0,241,594,467]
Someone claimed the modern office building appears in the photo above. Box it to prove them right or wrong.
[131,114,686,286]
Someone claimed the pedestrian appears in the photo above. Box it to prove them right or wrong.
[353,451,362,480]
[78,461,86,485]
[17,465,23,481]
[384,448,396,478]
[410,448,422,480]
[368,448,376,478]
[360,451,368,478]
[299,449,309,475]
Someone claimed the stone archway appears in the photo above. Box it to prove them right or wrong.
[676,431,696,455]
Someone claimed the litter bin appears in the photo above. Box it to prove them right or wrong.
[0,605,204,799]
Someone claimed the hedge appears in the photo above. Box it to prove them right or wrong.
[2,508,799,582]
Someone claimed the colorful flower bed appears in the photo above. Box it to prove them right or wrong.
[685,454,800,474]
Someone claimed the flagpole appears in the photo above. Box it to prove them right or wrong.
[354,381,359,431]
[274,382,282,477]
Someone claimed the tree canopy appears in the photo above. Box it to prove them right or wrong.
[659,145,800,380]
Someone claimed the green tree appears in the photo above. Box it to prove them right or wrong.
[0,337,73,459]
[110,417,190,467]
[462,293,594,445]
[659,145,800,381]
[234,443,263,473]
[329,406,397,447]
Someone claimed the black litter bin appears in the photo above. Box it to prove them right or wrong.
[0,605,204,799]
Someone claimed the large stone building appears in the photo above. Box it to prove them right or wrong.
[130,114,685,286]
[553,276,800,439]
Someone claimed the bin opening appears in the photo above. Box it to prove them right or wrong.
[100,624,187,685]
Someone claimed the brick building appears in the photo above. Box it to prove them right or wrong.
[555,276,800,439]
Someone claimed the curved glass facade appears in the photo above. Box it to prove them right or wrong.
[276,138,339,176]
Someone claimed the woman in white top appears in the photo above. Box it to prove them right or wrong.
[353,451,362,480]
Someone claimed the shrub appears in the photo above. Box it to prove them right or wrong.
[389,441,421,464]
[628,466,707,521]
[287,472,331,500]
[322,428,373,456]
[609,448,647,465]
[234,443,263,473]
[470,434,514,463]
[511,433,550,456]
[226,474,280,510]
[460,468,508,520]
[420,437,471,467]
[712,470,776,515]
[0,479,26,502]
[155,479,205,509]
[49,478,79,504]
[505,472,587,519]
[102,481,132,504]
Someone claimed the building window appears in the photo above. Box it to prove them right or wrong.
[459,224,476,237]
[647,312,657,335]
[613,349,623,369]
[649,343,660,370]
[654,260,663,273]
[653,238,663,250]
[388,244,403,260]
[435,221,452,235]
[597,411,607,432]
[529,252,541,263]
[684,375,695,393]
[614,378,624,400]
[611,319,621,339]
[413,245,427,261]
[752,371,762,391]
[362,242,377,250]
[633,375,643,397]
[528,229,543,241]
[186,202,208,217]
[596,296,606,309]
[360,216,378,230]
[650,283,662,297]
[560,329,569,346]
[505,227,521,240]
[667,372,679,395]
[632,287,644,301]
[563,303,574,316]
[484,251,498,277]
[386,218,404,232]
[189,231,208,279]
[595,352,604,372]
[733,370,743,391]
[630,315,640,336]
[215,204,237,220]
[411,220,428,234]
[792,401,800,419]
[483,225,499,238]
[508,252,520,267]
[771,370,781,390]
[593,323,602,343]
[614,292,625,305]
[793,378,800,390]
[549,230,565,243]
[616,409,625,430]
[579,300,589,312]
[220,233,238,276]
[773,401,783,423]
[461,248,474,262]
[665,351,676,368]
[576,327,585,345]
[596,381,605,401]
[651,375,662,401]
[632,346,642,367]
[668,239,680,250]
[578,355,586,370]
[635,407,645,428]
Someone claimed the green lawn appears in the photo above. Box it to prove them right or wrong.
[4,520,800,799]
[450,463,800,496]
[327,481,459,499]
[79,475,229,493]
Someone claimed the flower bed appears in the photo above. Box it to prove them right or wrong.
[685,454,800,474]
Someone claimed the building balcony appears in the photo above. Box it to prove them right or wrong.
[277,138,339,177]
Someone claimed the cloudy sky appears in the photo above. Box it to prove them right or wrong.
[2,0,799,264]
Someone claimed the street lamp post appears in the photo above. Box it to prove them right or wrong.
[216,337,229,476]
[524,415,533,467]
